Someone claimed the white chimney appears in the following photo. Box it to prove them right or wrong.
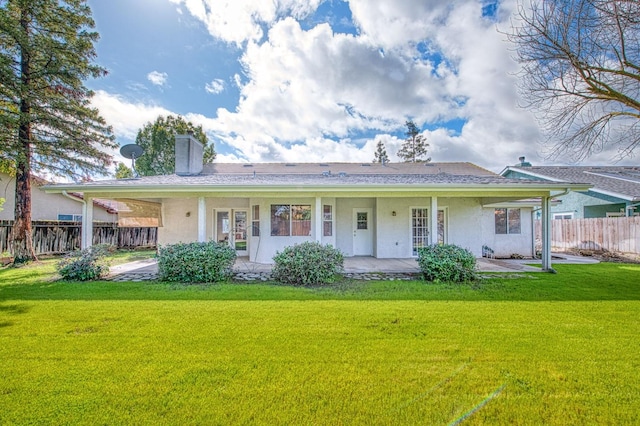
[175,132,204,176]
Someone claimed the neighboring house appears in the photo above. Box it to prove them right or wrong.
[501,159,640,219]
[44,135,590,268]
[0,172,116,222]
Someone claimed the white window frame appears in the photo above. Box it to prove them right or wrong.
[437,208,448,245]
[270,204,312,237]
[323,204,333,237]
[553,212,574,220]
[58,214,82,221]
[495,208,521,235]
[410,207,429,256]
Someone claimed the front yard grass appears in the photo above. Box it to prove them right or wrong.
[0,260,639,424]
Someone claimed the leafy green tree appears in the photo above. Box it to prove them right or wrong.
[397,120,430,163]
[373,140,390,164]
[115,162,133,179]
[0,0,115,262]
[507,0,640,160]
[134,115,215,176]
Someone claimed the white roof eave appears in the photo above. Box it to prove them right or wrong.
[43,182,593,195]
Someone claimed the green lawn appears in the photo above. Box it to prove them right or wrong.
[1,261,639,424]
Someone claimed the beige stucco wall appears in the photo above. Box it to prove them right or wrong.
[375,197,488,258]
[157,198,199,245]
[252,196,316,263]
[441,197,484,257]
[481,206,534,258]
[0,174,115,222]
[336,197,376,257]
[376,197,428,258]
[155,194,534,261]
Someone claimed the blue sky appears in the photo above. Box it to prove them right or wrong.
[85,0,632,172]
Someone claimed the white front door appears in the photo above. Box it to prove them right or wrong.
[232,210,248,256]
[353,208,373,256]
[214,209,248,256]
[411,207,429,256]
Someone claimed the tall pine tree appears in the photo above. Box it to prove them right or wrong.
[373,140,389,164]
[397,120,430,163]
[0,0,115,262]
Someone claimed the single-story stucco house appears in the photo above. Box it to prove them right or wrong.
[1,172,116,222]
[44,135,591,271]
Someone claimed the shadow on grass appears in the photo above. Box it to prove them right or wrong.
[0,303,32,328]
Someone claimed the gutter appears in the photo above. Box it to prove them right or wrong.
[44,182,593,195]
[62,190,85,208]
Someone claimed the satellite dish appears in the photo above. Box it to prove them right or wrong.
[119,144,144,177]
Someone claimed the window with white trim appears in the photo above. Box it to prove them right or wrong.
[271,204,311,236]
[251,205,260,236]
[323,205,333,236]
[58,214,82,221]
[495,208,521,234]
[553,212,573,220]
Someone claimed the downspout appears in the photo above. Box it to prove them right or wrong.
[531,207,540,258]
[626,201,640,216]
[62,191,87,249]
[62,190,84,207]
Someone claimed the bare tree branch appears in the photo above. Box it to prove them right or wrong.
[507,0,640,161]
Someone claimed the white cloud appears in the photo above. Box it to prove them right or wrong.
[205,78,225,94]
[147,71,168,87]
[210,18,458,143]
[91,90,172,140]
[168,0,323,45]
[99,0,635,170]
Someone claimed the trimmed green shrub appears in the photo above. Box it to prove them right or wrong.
[417,244,478,283]
[57,244,113,281]
[157,241,236,283]
[272,242,344,286]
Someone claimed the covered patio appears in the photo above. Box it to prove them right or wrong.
[106,255,596,282]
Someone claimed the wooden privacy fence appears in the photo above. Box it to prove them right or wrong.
[0,221,157,255]
[535,216,640,254]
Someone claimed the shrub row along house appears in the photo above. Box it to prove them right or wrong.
[44,134,590,270]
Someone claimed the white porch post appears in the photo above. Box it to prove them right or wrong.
[541,195,553,272]
[198,197,206,242]
[315,196,322,243]
[81,196,93,249]
[430,196,438,245]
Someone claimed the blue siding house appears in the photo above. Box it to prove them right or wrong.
[501,159,640,219]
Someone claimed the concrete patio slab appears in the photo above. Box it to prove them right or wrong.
[108,255,578,280]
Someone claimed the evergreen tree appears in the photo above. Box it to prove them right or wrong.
[134,115,215,176]
[397,120,430,163]
[373,140,390,164]
[0,0,115,262]
[115,162,133,179]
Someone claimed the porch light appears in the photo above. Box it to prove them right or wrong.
[392,211,396,216]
